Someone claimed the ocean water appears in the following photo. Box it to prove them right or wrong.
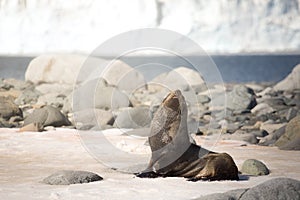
[0,54,300,83]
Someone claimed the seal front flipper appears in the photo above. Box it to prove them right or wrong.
[136,171,160,178]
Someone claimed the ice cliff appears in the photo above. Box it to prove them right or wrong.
[0,0,300,54]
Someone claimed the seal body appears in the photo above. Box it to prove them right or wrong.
[137,90,239,181]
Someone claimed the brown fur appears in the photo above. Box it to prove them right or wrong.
[137,90,239,181]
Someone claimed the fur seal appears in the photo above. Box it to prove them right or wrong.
[136,90,239,181]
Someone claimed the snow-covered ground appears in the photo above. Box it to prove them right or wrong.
[1,128,299,200]
[1,0,300,55]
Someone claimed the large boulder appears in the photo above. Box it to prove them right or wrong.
[25,54,145,92]
[274,64,300,91]
[43,170,103,185]
[73,78,131,111]
[25,54,87,85]
[226,85,257,113]
[196,178,300,200]
[101,60,146,92]
[241,178,300,200]
[151,67,205,93]
[23,105,71,127]
[275,115,300,150]
[114,107,152,129]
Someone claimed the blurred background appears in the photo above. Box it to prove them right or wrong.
[1,0,300,82]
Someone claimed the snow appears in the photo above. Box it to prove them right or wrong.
[0,127,299,200]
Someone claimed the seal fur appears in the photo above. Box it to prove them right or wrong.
[137,90,239,181]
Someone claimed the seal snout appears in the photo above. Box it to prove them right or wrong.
[163,91,180,111]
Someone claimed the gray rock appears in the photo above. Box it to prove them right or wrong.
[0,117,15,128]
[101,60,146,92]
[274,63,300,91]
[24,105,71,127]
[114,107,152,129]
[226,85,257,113]
[62,93,72,114]
[197,94,210,104]
[241,159,269,176]
[286,107,298,121]
[95,86,131,110]
[0,96,22,120]
[0,78,31,91]
[275,116,300,150]
[152,67,206,93]
[73,79,131,111]
[35,83,72,95]
[73,109,114,130]
[196,178,300,200]
[223,131,259,144]
[259,125,286,146]
[280,137,300,151]
[15,87,41,105]
[251,103,275,116]
[241,178,300,200]
[195,189,248,200]
[43,170,103,185]
[251,130,269,137]
[226,123,241,134]
[36,93,66,108]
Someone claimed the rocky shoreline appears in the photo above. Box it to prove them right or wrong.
[1,54,300,199]
[1,54,299,150]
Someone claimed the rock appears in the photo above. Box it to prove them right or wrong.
[226,85,257,113]
[260,123,286,134]
[197,94,210,104]
[251,103,275,116]
[43,170,103,185]
[262,97,288,111]
[94,86,131,110]
[241,159,269,176]
[222,131,258,144]
[225,123,241,134]
[23,105,71,127]
[259,125,286,146]
[101,60,146,92]
[241,178,300,200]
[35,83,72,94]
[62,93,73,114]
[275,116,300,150]
[286,107,298,121]
[280,137,300,151]
[152,67,205,93]
[73,109,114,130]
[251,130,269,137]
[245,83,265,93]
[0,117,14,128]
[274,64,300,91]
[36,93,66,108]
[25,54,87,85]
[196,178,300,200]
[14,87,41,105]
[195,189,248,200]
[73,79,131,111]
[19,123,44,132]
[114,107,152,129]
[0,96,22,120]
